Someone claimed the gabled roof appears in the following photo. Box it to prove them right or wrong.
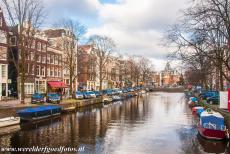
[44,29,65,38]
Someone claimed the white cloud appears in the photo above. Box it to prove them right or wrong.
[43,0,191,71]
[86,0,190,71]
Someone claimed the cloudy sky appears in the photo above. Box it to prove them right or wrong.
[44,0,192,71]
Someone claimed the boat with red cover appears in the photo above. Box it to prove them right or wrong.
[197,109,226,140]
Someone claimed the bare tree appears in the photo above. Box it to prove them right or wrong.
[88,35,116,90]
[1,0,45,103]
[138,56,154,85]
[166,0,230,90]
[54,19,86,97]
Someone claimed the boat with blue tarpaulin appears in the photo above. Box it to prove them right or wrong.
[17,106,61,121]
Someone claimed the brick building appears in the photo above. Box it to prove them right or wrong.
[8,25,48,95]
[0,7,8,99]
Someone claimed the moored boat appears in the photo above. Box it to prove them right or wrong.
[112,95,122,102]
[192,106,204,113]
[17,105,61,121]
[0,117,20,127]
[197,109,226,140]
[188,97,198,107]
[197,108,205,117]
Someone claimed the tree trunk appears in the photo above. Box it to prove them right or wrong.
[69,69,73,98]
[20,73,25,104]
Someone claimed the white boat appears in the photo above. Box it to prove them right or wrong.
[0,117,20,128]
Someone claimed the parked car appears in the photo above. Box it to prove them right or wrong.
[102,95,113,103]
[75,91,84,99]
[47,93,61,104]
[94,91,102,97]
[102,89,114,95]
[199,91,218,100]
[127,87,134,92]
[31,93,45,104]
[83,91,91,99]
[87,91,96,98]
[113,88,123,95]
[122,88,128,93]
[207,93,219,104]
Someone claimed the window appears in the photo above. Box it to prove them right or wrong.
[50,67,54,76]
[30,52,34,60]
[26,63,30,74]
[59,55,62,65]
[41,66,45,76]
[36,65,40,76]
[42,44,46,52]
[31,65,34,75]
[32,40,35,49]
[1,65,6,78]
[26,52,30,60]
[58,69,61,77]
[24,83,34,94]
[42,55,46,63]
[0,30,7,44]
[36,55,41,62]
[35,80,46,93]
[47,67,50,76]
[0,46,7,60]
[55,55,58,64]
[10,36,17,46]
[47,54,50,63]
[54,68,57,77]
[37,42,41,51]
[50,54,54,64]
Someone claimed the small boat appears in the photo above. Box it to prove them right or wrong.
[17,105,61,121]
[197,108,205,117]
[188,97,198,107]
[192,106,204,113]
[198,109,226,140]
[102,95,113,103]
[112,95,122,102]
[0,117,20,127]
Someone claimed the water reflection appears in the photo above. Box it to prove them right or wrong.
[0,92,229,153]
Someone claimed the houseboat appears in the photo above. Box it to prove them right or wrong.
[198,109,227,140]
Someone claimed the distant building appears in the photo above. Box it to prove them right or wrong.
[77,45,97,91]
[0,8,8,99]
[152,62,180,87]
[160,62,180,86]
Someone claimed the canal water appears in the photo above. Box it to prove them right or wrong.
[0,92,229,154]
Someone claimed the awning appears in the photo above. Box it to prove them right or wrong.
[48,81,68,88]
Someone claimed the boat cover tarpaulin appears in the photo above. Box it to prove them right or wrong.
[200,111,225,130]
[197,108,205,116]
[48,81,68,88]
[17,106,61,113]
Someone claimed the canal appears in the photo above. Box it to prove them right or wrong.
[0,92,229,154]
